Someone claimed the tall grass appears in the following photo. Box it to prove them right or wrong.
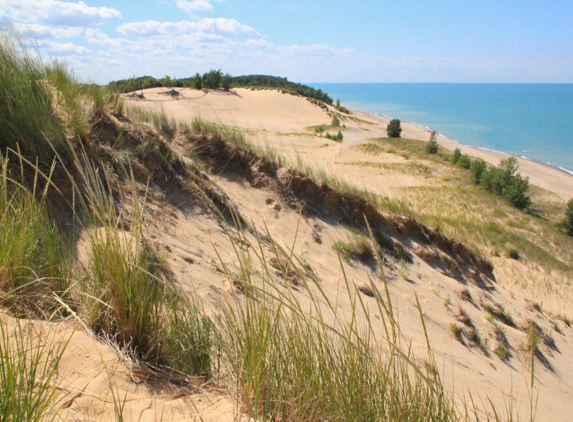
[215,220,466,421]
[0,28,70,165]
[125,104,178,140]
[74,158,214,373]
[0,156,70,317]
[0,316,67,421]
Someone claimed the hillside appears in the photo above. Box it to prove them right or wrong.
[2,36,573,421]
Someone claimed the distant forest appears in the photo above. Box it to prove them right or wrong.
[108,71,333,105]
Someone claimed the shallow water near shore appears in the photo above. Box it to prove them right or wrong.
[310,83,573,174]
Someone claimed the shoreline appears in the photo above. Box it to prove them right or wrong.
[351,107,573,200]
[370,110,573,177]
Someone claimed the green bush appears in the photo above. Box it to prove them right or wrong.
[560,199,573,236]
[457,154,471,169]
[331,114,340,127]
[221,73,232,91]
[426,131,439,154]
[470,159,487,184]
[450,148,462,165]
[387,119,402,138]
[192,72,202,89]
[202,69,222,89]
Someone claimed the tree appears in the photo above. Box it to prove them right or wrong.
[336,99,341,108]
[457,154,471,169]
[470,159,487,185]
[192,73,202,90]
[387,119,402,138]
[331,115,340,127]
[451,148,462,164]
[202,69,222,89]
[426,131,439,154]
[221,73,232,91]
[560,199,573,236]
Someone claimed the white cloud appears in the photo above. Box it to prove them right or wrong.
[177,0,213,13]
[0,0,121,27]
[13,22,84,39]
[38,40,92,56]
[85,28,131,47]
[117,18,260,38]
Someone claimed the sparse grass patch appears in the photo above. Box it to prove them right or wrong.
[450,323,462,341]
[495,345,511,362]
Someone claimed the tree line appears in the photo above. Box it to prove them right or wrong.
[108,71,333,104]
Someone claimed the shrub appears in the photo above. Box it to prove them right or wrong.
[331,114,340,127]
[470,159,487,184]
[505,173,531,209]
[221,72,232,91]
[426,131,439,154]
[457,154,471,169]
[495,346,510,361]
[387,119,402,138]
[192,72,202,90]
[450,323,462,341]
[202,69,222,89]
[559,198,573,236]
[505,248,520,260]
[450,148,462,165]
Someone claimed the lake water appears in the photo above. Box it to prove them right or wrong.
[310,83,573,174]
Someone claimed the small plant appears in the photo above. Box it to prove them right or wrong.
[457,154,471,169]
[451,148,462,165]
[495,345,511,361]
[443,296,451,307]
[505,248,520,260]
[331,114,340,127]
[450,323,463,341]
[425,131,439,154]
[484,303,515,326]
[397,259,410,281]
[470,159,487,184]
[559,198,573,236]
[387,118,402,138]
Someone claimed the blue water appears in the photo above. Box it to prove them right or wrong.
[309,83,573,174]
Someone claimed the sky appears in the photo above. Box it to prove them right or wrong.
[1,0,573,84]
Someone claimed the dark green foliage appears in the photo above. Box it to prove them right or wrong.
[108,75,162,92]
[451,148,462,165]
[457,154,471,169]
[192,73,202,90]
[560,199,573,236]
[325,130,343,142]
[202,69,222,89]
[231,74,333,104]
[506,248,520,260]
[460,154,531,210]
[221,73,232,91]
[426,131,439,154]
[109,72,334,104]
[387,119,402,138]
[505,173,532,209]
[470,159,487,184]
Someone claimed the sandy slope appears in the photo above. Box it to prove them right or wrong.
[122,87,573,420]
[14,86,570,421]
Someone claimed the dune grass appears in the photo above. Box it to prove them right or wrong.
[216,221,468,422]
[0,316,68,422]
